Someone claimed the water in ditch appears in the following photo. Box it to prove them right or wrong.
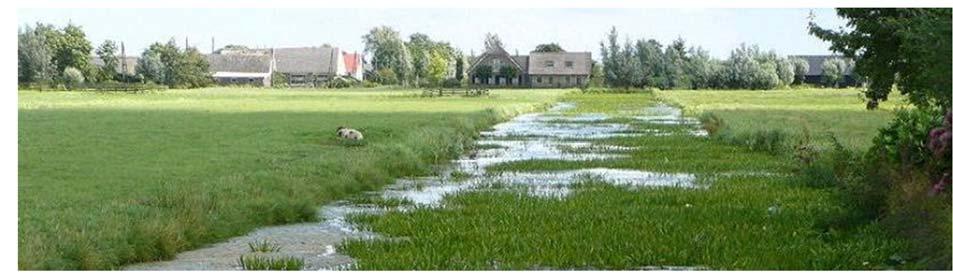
[126,102,705,270]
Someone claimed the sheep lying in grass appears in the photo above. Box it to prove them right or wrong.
[336,126,364,140]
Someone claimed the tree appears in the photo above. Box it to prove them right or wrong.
[38,23,93,78]
[425,49,449,87]
[473,65,493,84]
[498,65,519,85]
[599,26,642,88]
[375,68,399,85]
[137,39,211,88]
[62,66,84,86]
[810,8,951,110]
[532,43,565,53]
[136,47,165,84]
[484,33,504,52]
[406,33,433,86]
[455,54,469,83]
[790,57,809,85]
[406,33,456,86]
[271,71,288,88]
[635,39,666,88]
[725,44,781,90]
[821,58,846,88]
[95,40,119,81]
[775,57,795,87]
[685,46,712,89]
[588,62,605,88]
[363,26,413,85]
[176,47,213,88]
[18,24,54,84]
[662,38,691,89]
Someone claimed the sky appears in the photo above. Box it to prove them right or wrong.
[17,8,848,60]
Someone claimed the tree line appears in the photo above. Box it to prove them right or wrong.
[361,26,468,87]
[18,22,212,89]
[597,26,857,90]
[19,22,863,91]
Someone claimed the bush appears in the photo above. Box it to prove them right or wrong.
[270,72,288,88]
[797,107,952,269]
[374,68,398,85]
[441,78,461,88]
[22,82,168,92]
[698,112,725,136]
[578,87,654,94]
[62,67,85,86]
[325,76,359,89]
[362,81,380,88]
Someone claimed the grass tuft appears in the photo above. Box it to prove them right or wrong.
[247,240,282,253]
[239,254,304,270]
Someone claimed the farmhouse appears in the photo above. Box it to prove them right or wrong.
[207,45,363,87]
[273,46,346,87]
[790,55,857,86]
[468,45,592,88]
[90,56,139,76]
[206,53,274,87]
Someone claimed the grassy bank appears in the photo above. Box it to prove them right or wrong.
[18,87,564,269]
[656,88,905,150]
[341,92,908,270]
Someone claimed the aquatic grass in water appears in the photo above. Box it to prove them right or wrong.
[248,240,282,253]
[341,180,906,270]
[239,254,304,270]
[341,92,907,270]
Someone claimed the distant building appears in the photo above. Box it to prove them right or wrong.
[206,54,274,87]
[273,46,348,87]
[790,55,857,86]
[341,51,363,81]
[90,56,139,77]
[208,45,359,87]
[468,46,592,88]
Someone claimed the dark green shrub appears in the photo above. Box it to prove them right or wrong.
[698,112,725,136]
[441,78,461,88]
[326,76,359,89]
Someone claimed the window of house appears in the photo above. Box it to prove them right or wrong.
[577,77,583,84]
[536,77,542,83]
[565,61,573,67]
[545,61,555,67]
[565,76,570,83]
[548,76,553,83]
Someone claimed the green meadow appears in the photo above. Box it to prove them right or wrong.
[341,91,908,270]
[656,88,906,150]
[19,87,908,270]
[18,88,563,269]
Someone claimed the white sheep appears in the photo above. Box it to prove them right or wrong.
[336,126,364,140]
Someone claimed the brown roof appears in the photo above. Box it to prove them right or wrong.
[206,54,272,73]
[274,46,338,75]
[527,52,592,75]
[90,56,138,75]
[513,55,529,72]
[468,46,525,74]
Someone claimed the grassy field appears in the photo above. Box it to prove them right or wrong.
[18,87,564,269]
[341,91,908,270]
[656,88,905,150]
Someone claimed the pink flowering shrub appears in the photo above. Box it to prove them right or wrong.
[926,111,952,194]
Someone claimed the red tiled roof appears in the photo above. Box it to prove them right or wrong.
[343,52,361,75]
